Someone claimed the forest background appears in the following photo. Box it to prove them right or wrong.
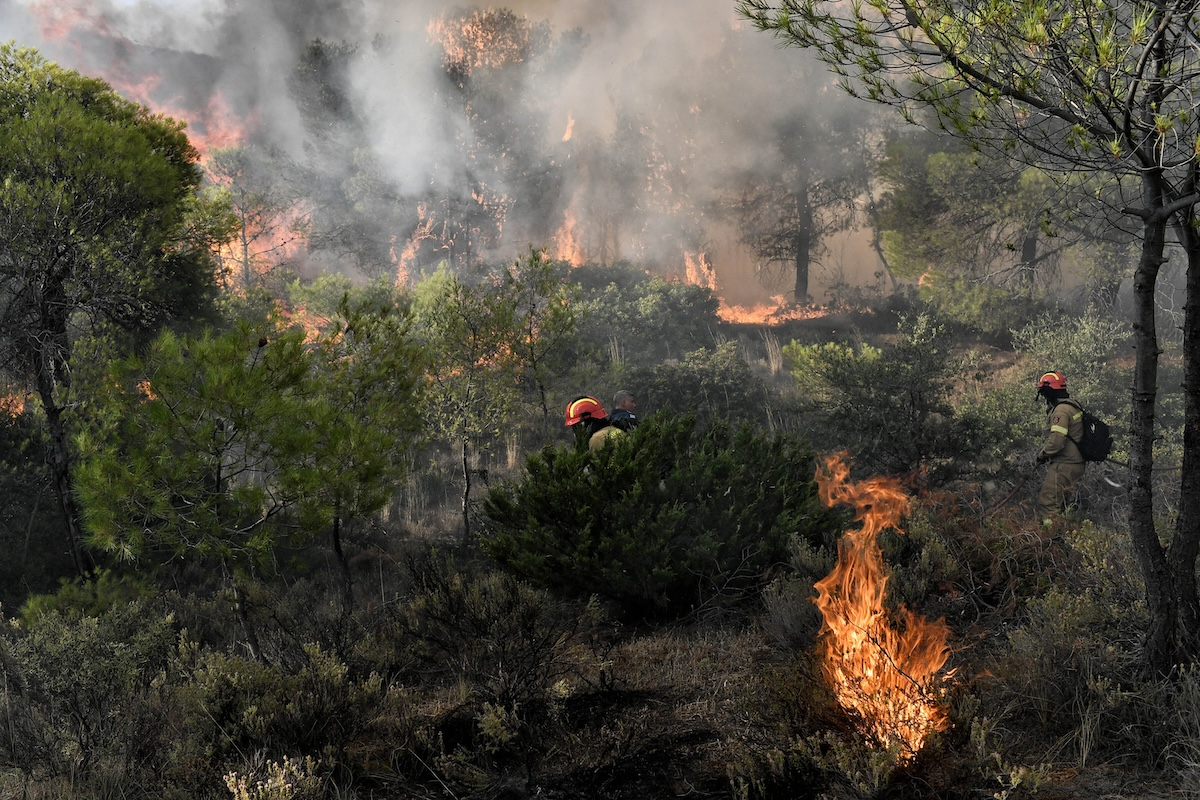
[1,1,1197,798]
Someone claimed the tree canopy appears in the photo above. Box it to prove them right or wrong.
[0,43,232,573]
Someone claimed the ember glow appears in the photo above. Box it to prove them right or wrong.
[428,9,531,77]
[814,453,952,759]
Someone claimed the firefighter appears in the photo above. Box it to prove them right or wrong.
[609,389,639,430]
[565,396,625,452]
[1035,371,1085,527]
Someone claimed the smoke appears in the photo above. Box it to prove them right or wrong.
[7,0,880,302]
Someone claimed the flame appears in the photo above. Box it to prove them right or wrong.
[562,114,575,142]
[553,210,584,266]
[715,297,840,325]
[393,203,438,288]
[684,251,719,293]
[813,453,952,759]
[215,202,310,286]
[28,1,252,161]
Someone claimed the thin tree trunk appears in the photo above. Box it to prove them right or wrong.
[35,344,90,577]
[793,186,812,304]
[460,438,472,550]
[331,501,354,611]
[226,560,263,662]
[1171,209,1200,660]
[1129,202,1176,676]
[1019,231,1038,287]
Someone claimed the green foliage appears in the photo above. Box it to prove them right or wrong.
[1011,309,1131,406]
[412,262,520,446]
[75,322,316,564]
[0,601,178,785]
[918,274,1044,341]
[574,264,721,365]
[0,44,232,565]
[481,414,834,617]
[19,570,156,626]
[783,313,997,477]
[0,43,227,354]
[74,299,424,568]
[298,291,426,533]
[501,248,582,418]
[623,341,770,426]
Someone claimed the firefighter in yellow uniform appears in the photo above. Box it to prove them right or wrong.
[1035,371,1085,527]
[564,396,625,452]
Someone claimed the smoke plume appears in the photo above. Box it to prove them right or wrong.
[7,0,880,304]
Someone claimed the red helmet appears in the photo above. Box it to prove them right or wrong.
[1037,371,1067,391]
[565,396,607,427]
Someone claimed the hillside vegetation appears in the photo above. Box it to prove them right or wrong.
[2,259,1188,800]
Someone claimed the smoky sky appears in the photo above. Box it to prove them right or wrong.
[6,0,878,302]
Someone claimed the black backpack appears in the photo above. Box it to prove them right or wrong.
[1065,401,1113,462]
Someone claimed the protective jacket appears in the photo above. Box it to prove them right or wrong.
[588,425,625,452]
[1040,400,1085,464]
[1037,399,1086,522]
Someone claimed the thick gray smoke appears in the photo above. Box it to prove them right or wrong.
[7,0,879,304]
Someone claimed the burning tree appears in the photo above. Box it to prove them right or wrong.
[814,453,952,759]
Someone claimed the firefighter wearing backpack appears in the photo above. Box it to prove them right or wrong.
[1035,371,1085,527]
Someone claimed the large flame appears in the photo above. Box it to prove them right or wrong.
[553,210,584,266]
[814,453,951,759]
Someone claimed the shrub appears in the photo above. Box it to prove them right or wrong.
[0,600,178,790]
[480,414,836,618]
[782,312,999,479]
[919,274,1044,342]
[621,341,771,427]
[573,265,721,365]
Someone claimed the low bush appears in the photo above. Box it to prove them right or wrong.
[782,313,1002,480]
[0,600,178,794]
[480,415,836,619]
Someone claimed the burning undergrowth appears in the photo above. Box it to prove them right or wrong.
[813,452,954,761]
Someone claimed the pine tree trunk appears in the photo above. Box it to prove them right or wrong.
[793,186,812,304]
[331,503,354,611]
[460,438,472,550]
[1130,200,1176,676]
[227,562,263,662]
[35,343,90,577]
[1171,211,1200,660]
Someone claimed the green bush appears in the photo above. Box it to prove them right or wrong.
[480,415,836,618]
[919,274,1044,342]
[622,341,770,427]
[0,601,178,791]
[573,264,721,365]
[782,312,999,479]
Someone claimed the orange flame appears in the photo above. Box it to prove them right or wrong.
[562,113,575,142]
[553,210,584,266]
[684,251,718,293]
[428,9,531,77]
[29,1,252,161]
[814,453,952,759]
